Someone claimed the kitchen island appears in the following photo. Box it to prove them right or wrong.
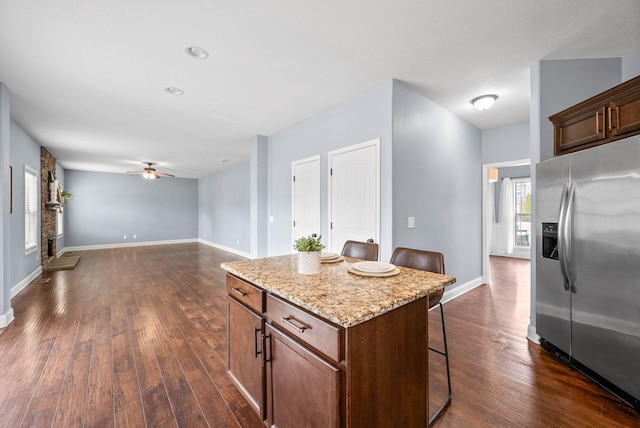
[221,254,456,428]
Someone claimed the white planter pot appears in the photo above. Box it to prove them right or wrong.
[297,251,321,275]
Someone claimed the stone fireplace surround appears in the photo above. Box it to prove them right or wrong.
[40,147,58,268]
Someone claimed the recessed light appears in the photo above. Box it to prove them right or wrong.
[471,94,497,111]
[165,87,184,95]
[185,46,209,59]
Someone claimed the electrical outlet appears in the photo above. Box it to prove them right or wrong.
[269,216,274,223]
[237,239,240,245]
[204,232,207,238]
[133,234,136,239]
[123,234,127,239]
[408,217,415,229]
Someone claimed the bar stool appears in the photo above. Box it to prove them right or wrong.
[390,247,451,425]
[341,240,379,261]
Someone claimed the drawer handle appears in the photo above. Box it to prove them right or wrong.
[231,287,247,297]
[281,316,308,333]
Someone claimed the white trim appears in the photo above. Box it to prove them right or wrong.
[327,138,381,252]
[64,238,198,252]
[440,276,484,304]
[0,307,15,328]
[11,265,43,298]
[198,239,253,259]
[527,324,541,344]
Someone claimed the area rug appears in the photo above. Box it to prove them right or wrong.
[43,255,81,272]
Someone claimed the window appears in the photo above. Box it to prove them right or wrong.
[24,165,38,254]
[513,178,531,248]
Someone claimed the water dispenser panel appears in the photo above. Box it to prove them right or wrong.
[542,222,558,260]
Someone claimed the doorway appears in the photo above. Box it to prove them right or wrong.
[291,155,321,243]
[482,159,530,284]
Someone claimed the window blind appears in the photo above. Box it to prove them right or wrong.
[25,166,38,253]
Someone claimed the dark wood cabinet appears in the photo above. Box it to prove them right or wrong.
[227,297,265,418]
[551,75,640,155]
[265,324,340,428]
[226,272,430,427]
[226,275,266,419]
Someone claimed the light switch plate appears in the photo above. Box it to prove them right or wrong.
[408,217,415,228]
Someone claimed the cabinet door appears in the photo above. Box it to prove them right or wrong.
[608,90,640,138]
[227,297,265,418]
[554,106,606,155]
[265,324,339,428]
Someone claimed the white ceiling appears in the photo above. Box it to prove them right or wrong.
[1,1,639,179]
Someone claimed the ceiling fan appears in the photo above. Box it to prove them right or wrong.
[126,162,175,179]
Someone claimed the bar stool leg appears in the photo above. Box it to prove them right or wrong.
[429,302,451,426]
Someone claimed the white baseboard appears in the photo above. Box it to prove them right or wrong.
[198,239,253,259]
[441,276,484,304]
[64,238,198,252]
[11,265,43,298]
[0,307,14,328]
[527,324,541,344]
[490,251,531,260]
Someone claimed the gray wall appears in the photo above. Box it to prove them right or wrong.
[0,83,10,321]
[267,80,393,259]
[9,119,42,287]
[65,170,198,247]
[392,80,482,287]
[622,49,640,81]
[198,161,251,253]
[482,120,530,164]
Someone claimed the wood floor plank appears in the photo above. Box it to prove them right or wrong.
[1,246,638,427]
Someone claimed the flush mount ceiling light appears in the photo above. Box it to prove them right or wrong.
[185,46,209,59]
[471,94,498,111]
[219,158,227,163]
[165,87,184,95]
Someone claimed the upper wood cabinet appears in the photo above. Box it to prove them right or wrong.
[550,75,640,156]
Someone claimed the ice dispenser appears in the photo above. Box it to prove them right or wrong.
[542,222,559,260]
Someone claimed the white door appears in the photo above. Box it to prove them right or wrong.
[292,156,321,244]
[328,139,380,254]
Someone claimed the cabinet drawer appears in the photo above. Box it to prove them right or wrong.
[227,274,265,313]
[266,294,342,363]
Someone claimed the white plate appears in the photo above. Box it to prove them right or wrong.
[321,252,340,260]
[352,261,396,273]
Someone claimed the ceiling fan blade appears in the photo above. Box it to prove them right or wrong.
[156,172,175,177]
[126,170,146,174]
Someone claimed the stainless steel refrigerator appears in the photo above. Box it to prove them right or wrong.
[536,134,640,411]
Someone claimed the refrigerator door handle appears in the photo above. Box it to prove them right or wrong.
[565,182,577,293]
[557,182,571,291]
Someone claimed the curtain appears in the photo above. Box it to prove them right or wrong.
[492,178,514,255]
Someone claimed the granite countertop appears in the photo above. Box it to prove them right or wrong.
[221,254,456,328]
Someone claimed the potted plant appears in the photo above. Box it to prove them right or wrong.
[294,234,324,274]
[60,189,73,204]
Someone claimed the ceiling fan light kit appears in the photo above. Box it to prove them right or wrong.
[126,162,175,180]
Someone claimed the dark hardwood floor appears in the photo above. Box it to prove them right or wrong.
[0,245,638,427]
